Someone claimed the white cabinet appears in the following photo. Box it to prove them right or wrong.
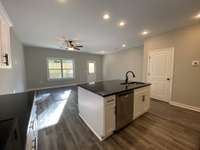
[104,96,116,137]
[0,2,12,68]
[26,102,38,150]
[133,86,150,120]
[78,87,116,141]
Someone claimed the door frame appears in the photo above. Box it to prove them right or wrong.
[147,47,175,103]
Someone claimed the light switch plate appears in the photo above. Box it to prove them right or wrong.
[192,60,200,67]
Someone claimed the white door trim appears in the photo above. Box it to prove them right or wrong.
[147,47,175,103]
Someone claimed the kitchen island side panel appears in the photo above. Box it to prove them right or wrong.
[78,87,105,140]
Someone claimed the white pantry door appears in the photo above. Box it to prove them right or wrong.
[147,48,174,102]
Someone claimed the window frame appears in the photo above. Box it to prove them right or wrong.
[47,57,75,81]
[87,60,96,74]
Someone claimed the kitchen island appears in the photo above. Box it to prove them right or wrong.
[78,80,151,141]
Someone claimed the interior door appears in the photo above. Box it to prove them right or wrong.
[147,48,174,102]
[87,61,96,82]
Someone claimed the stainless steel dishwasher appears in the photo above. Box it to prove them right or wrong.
[116,90,133,130]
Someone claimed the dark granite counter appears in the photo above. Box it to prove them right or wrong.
[79,80,151,97]
[0,91,35,150]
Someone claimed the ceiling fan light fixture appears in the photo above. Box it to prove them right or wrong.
[122,44,126,48]
[58,37,83,51]
[68,47,74,50]
[103,13,110,20]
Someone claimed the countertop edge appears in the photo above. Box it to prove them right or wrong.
[79,82,151,97]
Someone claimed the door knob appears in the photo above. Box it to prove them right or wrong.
[167,78,170,81]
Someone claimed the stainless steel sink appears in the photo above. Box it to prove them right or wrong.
[120,81,144,85]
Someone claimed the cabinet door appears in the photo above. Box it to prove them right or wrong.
[6,122,22,150]
[134,87,150,119]
[0,15,11,68]
[134,94,144,119]
[104,96,115,136]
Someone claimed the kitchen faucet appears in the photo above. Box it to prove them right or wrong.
[125,71,136,84]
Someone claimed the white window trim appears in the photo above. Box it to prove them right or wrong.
[88,60,96,74]
[46,57,75,81]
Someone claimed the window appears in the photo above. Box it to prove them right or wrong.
[47,58,74,80]
[88,61,95,74]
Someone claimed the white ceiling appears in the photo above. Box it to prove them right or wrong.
[1,0,200,54]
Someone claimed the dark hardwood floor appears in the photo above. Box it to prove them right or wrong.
[36,87,200,150]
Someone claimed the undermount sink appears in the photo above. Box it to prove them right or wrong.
[120,81,145,85]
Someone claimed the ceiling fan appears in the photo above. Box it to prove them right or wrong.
[58,37,83,51]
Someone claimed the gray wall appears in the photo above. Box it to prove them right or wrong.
[24,46,103,90]
[103,47,143,81]
[143,23,200,108]
[0,29,26,95]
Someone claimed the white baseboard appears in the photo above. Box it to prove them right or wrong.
[169,101,200,113]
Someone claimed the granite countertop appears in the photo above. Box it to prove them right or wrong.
[79,80,151,97]
[0,91,35,150]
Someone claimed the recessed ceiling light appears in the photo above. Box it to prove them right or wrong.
[119,21,126,27]
[57,0,67,3]
[195,13,200,19]
[103,14,110,20]
[122,44,126,48]
[142,31,149,35]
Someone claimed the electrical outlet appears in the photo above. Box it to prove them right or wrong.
[192,60,200,67]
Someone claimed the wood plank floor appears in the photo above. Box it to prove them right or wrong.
[36,87,200,150]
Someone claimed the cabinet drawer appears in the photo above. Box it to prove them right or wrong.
[104,95,116,137]
[133,86,150,119]
[105,95,115,105]
[134,86,150,94]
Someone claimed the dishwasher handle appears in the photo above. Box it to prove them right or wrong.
[118,91,133,97]
[106,99,114,104]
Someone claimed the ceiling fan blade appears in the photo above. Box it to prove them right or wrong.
[76,45,83,48]
[74,47,80,51]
